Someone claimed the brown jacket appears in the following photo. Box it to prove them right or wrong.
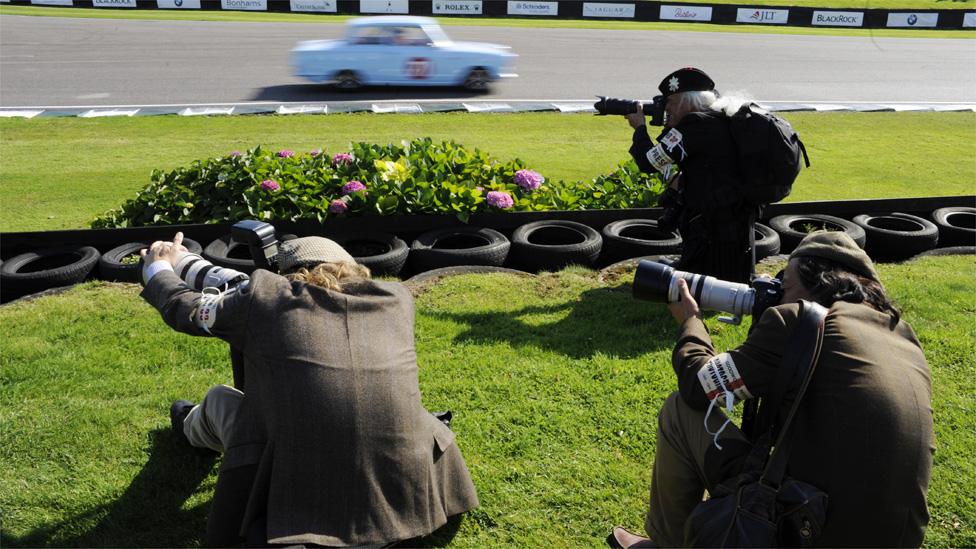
[143,269,479,546]
[673,300,934,547]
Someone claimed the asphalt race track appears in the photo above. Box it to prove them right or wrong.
[1,15,974,107]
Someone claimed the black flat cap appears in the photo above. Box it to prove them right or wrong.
[658,67,716,98]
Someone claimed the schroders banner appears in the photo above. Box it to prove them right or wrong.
[812,10,864,26]
[659,4,713,22]
[583,2,635,18]
[290,0,336,11]
[736,7,789,24]
[93,0,136,6]
[157,0,202,8]
[507,1,558,16]
[433,0,482,15]
[886,13,938,27]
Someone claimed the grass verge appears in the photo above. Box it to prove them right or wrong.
[0,255,973,547]
[1,111,974,233]
[1,5,974,38]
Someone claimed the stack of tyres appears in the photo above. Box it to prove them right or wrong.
[98,238,203,282]
[508,220,602,273]
[1,246,101,302]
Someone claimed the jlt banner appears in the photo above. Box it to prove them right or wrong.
[433,0,482,15]
[507,1,558,16]
[659,5,713,22]
[360,0,408,13]
[736,8,789,24]
[582,3,635,18]
[290,0,336,12]
[812,11,864,26]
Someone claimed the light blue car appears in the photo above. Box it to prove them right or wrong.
[291,16,518,91]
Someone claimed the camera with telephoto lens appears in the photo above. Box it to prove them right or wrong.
[594,95,666,126]
[632,260,784,325]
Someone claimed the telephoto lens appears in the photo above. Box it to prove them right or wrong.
[171,252,249,291]
[632,260,758,325]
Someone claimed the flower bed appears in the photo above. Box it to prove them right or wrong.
[91,138,664,228]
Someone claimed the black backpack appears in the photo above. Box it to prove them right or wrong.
[729,103,810,207]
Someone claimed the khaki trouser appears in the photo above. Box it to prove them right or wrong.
[644,392,751,547]
[183,384,243,452]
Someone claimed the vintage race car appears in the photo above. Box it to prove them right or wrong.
[291,16,517,91]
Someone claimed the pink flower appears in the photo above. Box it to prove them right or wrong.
[229,150,242,157]
[260,179,280,192]
[332,152,353,167]
[277,149,295,158]
[514,169,544,191]
[486,191,514,209]
[329,199,349,214]
[341,180,366,195]
[310,149,323,157]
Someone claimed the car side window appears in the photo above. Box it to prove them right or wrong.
[350,27,386,45]
[389,26,432,46]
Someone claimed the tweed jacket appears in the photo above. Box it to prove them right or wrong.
[142,269,479,546]
[673,300,934,547]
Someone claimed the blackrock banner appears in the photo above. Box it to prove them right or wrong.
[158,0,202,8]
[433,0,482,15]
[660,4,713,22]
[812,10,864,27]
[361,0,408,13]
[962,12,975,27]
[583,2,635,18]
[886,13,938,27]
[93,0,137,6]
[736,7,788,25]
[291,0,336,12]
[507,1,558,16]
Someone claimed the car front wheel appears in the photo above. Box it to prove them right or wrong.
[334,70,362,91]
[462,68,491,92]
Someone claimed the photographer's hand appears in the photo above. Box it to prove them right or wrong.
[141,232,188,268]
[625,103,645,129]
[668,278,701,324]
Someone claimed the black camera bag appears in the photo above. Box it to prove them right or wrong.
[729,103,810,208]
[684,300,829,548]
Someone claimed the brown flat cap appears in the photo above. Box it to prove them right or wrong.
[789,230,879,281]
[277,236,355,273]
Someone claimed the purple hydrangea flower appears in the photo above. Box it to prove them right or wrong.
[277,149,295,158]
[486,191,514,209]
[341,180,367,195]
[329,199,349,214]
[310,149,323,157]
[332,152,353,167]
[229,150,242,157]
[260,179,280,192]
[514,169,544,191]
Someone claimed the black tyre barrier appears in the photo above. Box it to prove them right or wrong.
[509,220,603,273]
[404,265,532,286]
[0,245,100,298]
[600,219,681,264]
[597,254,681,284]
[913,246,976,258]
[753,223,782,260]
[332,232,409,277]
[768,214,867,254]
[852,213,938,261]
[931,207,976,247]
[97,238,203,282]
[409,226,510,273]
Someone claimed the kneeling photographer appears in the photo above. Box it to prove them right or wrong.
[140,227,479,547]
[601,67,754,283]
[608,231,933,548]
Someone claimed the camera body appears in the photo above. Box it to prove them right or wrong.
[633,260,784,325]
[594,95,666,126]
[231,220,280,272]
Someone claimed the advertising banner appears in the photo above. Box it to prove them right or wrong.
[507,1,558,16]
[961,12,975,27]
[433,0,482,15]
[736,8,788,24]
[660,5,713,22]
[30,0,73,5]
[221,0,266,9]
[812,11,864,26]
[360,0,408,13]
[158,0,202,8]
[290,0,336,12]
[886,13,939,27]
[583,3,635,18]
[93,0,137,6]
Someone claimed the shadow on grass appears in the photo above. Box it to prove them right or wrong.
[5,428,216,548]
[251,84,488,103]
[430,285,676,359]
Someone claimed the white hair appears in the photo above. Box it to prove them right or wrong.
[671,90,756,118]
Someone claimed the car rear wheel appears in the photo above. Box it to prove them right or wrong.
[334,70,362,91]
[462,68,491,92]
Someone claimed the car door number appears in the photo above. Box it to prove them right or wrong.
[405,57,432,79]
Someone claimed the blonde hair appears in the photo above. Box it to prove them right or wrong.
[285,261,371,292]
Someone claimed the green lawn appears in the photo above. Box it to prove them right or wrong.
[2,5,974,38]
[1,255,973,547]
[1,112,974,233]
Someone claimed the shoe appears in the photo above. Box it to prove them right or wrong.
[606,527,658,549]
[169,399,195,445]
[432,411,453,429]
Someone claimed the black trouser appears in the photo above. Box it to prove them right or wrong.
[677,214,754,283]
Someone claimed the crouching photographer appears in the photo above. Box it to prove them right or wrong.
[140,228,478,547]
[607,231,934,548]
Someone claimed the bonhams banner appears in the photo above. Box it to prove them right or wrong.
[659,4,713,22]
[433,0,482,15]
[290,0,336,12]
[583,2,635,18]
[507,1,558,16]
[221,0,266,9]
[886,13,938,27]
[812,10,864,26]
[736,7,788,24]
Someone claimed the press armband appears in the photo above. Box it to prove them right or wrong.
[697,352,754,405]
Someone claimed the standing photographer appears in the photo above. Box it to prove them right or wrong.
[141,232,479,547]
[626,67,754,283]
[609,231,933,548]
